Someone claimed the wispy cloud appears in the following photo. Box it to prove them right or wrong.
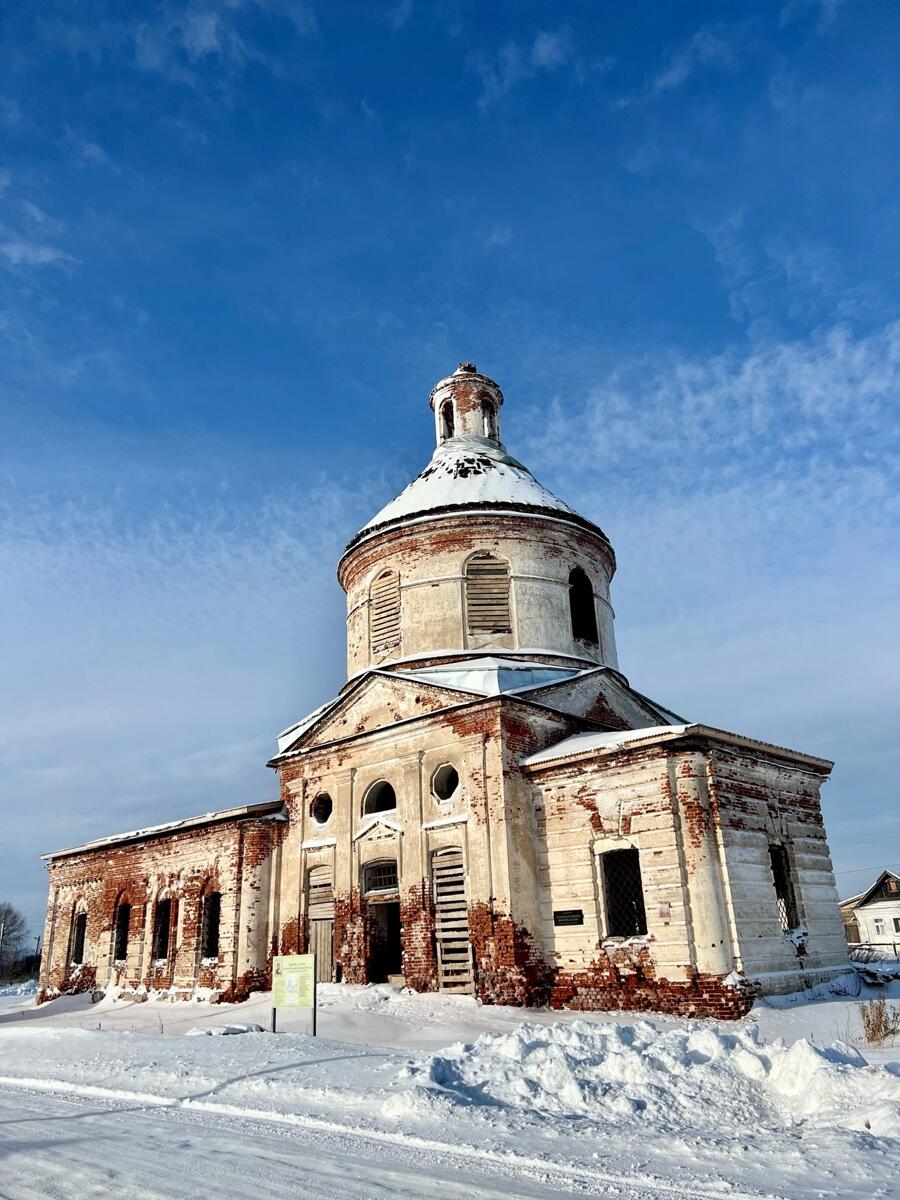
[469,27,573,109]
[385,0,413,32]
[0,235,74,268]
[616,24,742,108]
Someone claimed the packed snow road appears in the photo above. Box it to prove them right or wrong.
[0,1083,734,1200]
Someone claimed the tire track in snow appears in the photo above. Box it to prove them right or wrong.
[0,1076,784,1200]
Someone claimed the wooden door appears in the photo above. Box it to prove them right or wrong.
[432,849,473,993]
[307,866,334,984]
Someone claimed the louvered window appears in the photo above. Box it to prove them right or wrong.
[465,553,511,635]
[369,570,401,655]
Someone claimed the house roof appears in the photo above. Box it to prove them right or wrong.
[520,723,834,772]
[42,799,286,861]
[852,870,900,909]
[344,434,610,551]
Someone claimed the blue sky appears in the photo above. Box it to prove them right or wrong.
[2,1,898,937]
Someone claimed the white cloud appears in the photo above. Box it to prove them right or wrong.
[0,236,74,267]
[615,24,741,108]
[469,27,572,109]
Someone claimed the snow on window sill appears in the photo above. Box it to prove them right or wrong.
[201,956,220,966]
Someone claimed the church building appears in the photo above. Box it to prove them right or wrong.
[38,363,848,1016]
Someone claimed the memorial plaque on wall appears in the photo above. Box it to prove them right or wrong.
[553,909,584,926]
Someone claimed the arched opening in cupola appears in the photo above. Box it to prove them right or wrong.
[568,567,599,645]
[481,400,498,440]
[439,399,455,440]
[465,552,511,636]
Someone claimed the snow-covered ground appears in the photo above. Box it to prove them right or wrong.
[2,976,900,1198]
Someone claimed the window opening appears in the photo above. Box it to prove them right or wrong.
[601,848,647,937]
[568,567,599,645]
[440,400,455,440]
[70,911,87,964]
[364,780,396,815]
[113,903,131,961]
[152,898,172,961]
[874,918,885,936]
[364,860,399,895]
[369,570,401,655]
[481,400,497,439]
[893,918,900,934]
[310,793,333,824]
[465,553,511,635]
[200,892,221,959]
[431,764,459,802]
[768,844,800,931]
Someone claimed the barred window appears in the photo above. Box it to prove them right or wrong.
[569,567,599,645]
[465,552,511,635]
[113,903,131,961]
[364,861,398,895]
[600,848,647,937]
[70,911,87,965]
[152,898,172,961]
[369,570,401,655]
[769,844,800,932]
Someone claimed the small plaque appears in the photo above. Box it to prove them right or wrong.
[659,901,671,919]
[553,909,584,927]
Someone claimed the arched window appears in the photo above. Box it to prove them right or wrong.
[440,400,455,440]
[363,780,397,815]
[152,897,172,962]
[465,552,511,635]
[481,400,497,439]
[369,569,401,656]
[70,906,87,965]
[113,900,131,962]
[200,889,221,959]
[568,567,599,645]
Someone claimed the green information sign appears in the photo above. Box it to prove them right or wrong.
[272,954,316,1010]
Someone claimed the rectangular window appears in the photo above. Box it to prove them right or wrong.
[70,912,87,964]
[200,893,221,959]
[600,848,647,937]
[768,844,800,932]
[113,904,131,961]
[893,918,900,934]
[364,861,398,895]
[874,918,885,935]
[152,898,172,961]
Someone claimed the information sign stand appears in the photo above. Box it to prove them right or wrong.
[271,953,317,1036]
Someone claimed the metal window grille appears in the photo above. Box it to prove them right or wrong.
[601,848,647,937]
[152,898,172,960]
[113,903,131,961]
[769,844,800,932]
[370,570,401,654]
[364,861,398,894]
[465,553,511,634]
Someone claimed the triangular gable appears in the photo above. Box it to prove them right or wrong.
[515,667,686,731]
[856,871,900,908]
[272,671,484,760]
[353,815,404,842]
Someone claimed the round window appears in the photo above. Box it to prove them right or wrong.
[310,793,333,824]
[431,764,459,802]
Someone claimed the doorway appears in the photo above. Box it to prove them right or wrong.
[367,901,402,982]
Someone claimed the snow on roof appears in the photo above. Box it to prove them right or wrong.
[351,434,592,544]
[521,723,833,770]
[401,657,584,697]
[43,800,286,861]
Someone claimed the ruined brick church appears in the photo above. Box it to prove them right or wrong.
[39,364,848,1016]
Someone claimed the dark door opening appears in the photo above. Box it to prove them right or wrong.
[368,901,402,982]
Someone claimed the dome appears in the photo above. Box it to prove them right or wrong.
[349,433,597,549]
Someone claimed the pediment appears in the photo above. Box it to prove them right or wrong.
[276,671,482,757]
[518,668,685,732]
[353,815,404,842]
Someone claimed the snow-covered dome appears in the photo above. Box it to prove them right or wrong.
[347,364,601,549]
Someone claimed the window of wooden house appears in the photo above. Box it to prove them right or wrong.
[569,567,599,645]
[600,848,647,937]
[152,898,172,961]
[369,570,401,656]
[465,553,511,635]
[113,902,131,962]
[201,891,221,959]
[70,911,87,964]
[769,844,800,932]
